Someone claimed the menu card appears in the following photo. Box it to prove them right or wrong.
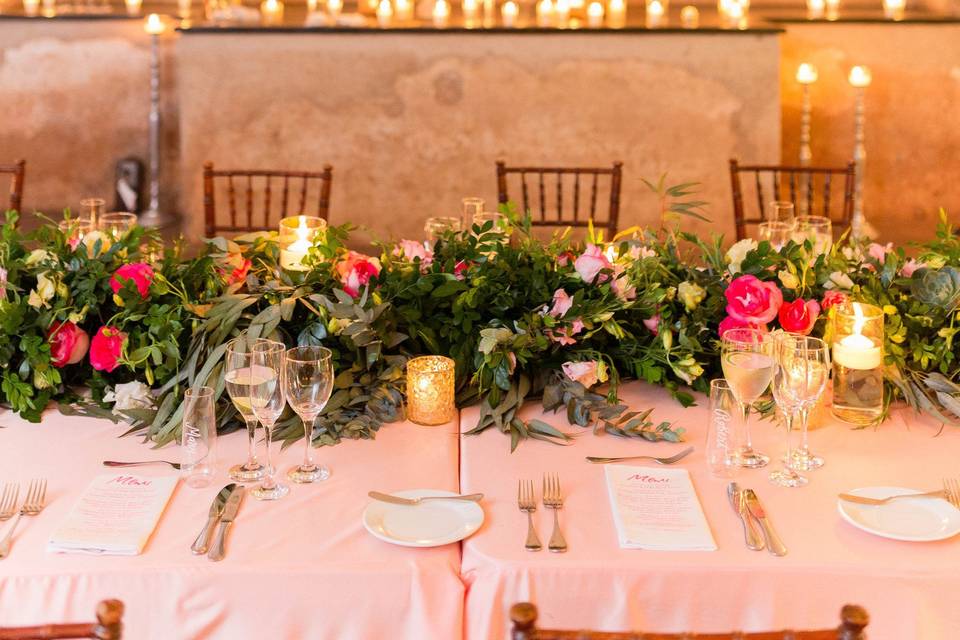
[604,465,716,551]
[47,474,178,556]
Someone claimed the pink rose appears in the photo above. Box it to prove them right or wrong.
[821,290,848,310]
[556,251,577,267]
[547,318,585,346]
[574,244,612,283]
[724,275,783,325]
[643,315,660,335]
[90,326,126,372]
[718,315,766,338]
[867,242,893,265]
[454,260,471,281]
[47,321,90,368]
[628,245,657,260]
[393,239,434,270]
[0,267,6,301]
[549,288,573,318]
[110,263,154,299]
[901,259,924,278]
[778,298,821,335]
[562,360,600,388]
[335,251,382,298]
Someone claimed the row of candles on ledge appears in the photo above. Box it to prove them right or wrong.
[805,0,908,20]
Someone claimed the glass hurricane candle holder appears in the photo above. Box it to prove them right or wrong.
[832,301,884,426]
[279,215,326,272]
[424,216,461,242]
[99,211,138,240]
[406,356,456,426]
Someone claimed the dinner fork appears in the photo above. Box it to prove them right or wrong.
[517,480,542,552]
[542,473,567,553]
[585,446,694,465]
[943,478,960,509]
[838,478,960,507]
[0,484,19,522]
[0,478,47,558]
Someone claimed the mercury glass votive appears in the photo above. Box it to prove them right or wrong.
[279,215,326,271]
[406,356,456,426]
[832,302,884,426]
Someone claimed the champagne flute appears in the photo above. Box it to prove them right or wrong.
[769,333,808,487]
[224,336,266,482]
[721,328,775,468]
[284,346,334,483]
[250,340,289,500]
[787,335,830,471]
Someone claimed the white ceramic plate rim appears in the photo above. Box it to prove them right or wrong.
[362,488,484,548]
[837,485,960,542]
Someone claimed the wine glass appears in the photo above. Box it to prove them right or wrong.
[721,328,775,468]
[769,200,795,223]
[769,333,808,487]
[284,346,334,483]
[249,340,289,501]
[793,215,832,255]
[79,197,105,225]
[461,197,485,228]
[224,336,266,482]
[758,220,795,250]
[786,335,830,471]
[99,211,138,240]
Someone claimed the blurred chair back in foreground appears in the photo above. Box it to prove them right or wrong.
[0,599,123,640]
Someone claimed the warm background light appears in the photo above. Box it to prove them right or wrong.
[796,62,818,84]
[144,13,166,34]
[848,65,872,88]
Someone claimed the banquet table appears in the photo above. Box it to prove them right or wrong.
[0,410,464,639]
[459,382,960,640]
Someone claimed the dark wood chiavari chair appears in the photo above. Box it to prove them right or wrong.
[0,600,123,640]
[1,159,26,214]
[203,162,333,236]
[729,159,855,241]
[510,602,869,640]
[496,160,623,238]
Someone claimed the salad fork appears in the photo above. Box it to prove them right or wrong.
[0,478,47,558]
[586,446,694,465]
[0,484,19,522]
[517,480,542,552]
[542,473,568,553]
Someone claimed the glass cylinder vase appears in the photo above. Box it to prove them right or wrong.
[831,301,884,426]
[406,356,456,426]
[279,215,326,272]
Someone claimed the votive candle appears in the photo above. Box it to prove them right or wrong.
[586,0,603,27]
[645,0,664,27]
[125,0,142,15]
[377,0,393,25]
[406,356,456,426]
[433,0,450,26]
[260,0,284,25]
[607,0,626,28]
[555,0,570,23]
[327,0,342,17]
[279,215,326,271]
[537,0,555,26]
[883,0,904,20]
[501,0,518,26]
[680,4,698,27]
[394,0,413,21]
[806,0,824,18]
[22,0,39,14]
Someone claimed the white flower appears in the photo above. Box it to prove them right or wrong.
[27,272,57,309]
[778,269,800,290]
[103,381,154,414]
[824,270,855,290]
[677,281,705,311]
[25,249,54,267]
[726,239,758,274]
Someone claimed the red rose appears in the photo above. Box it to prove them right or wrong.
[821,290,848,310]
[90,326,127,372]
[335,251,381,298]
[47,321,90,368]
[453,260,471,281]
[110,263,154,299]
[724,275,783,325]
[778,298,821,335]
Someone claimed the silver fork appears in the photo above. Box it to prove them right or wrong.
[585,446,695,465]
[517,480,542,552]
[0,484,19,522]
[543,473,568,553]
[0,479,47,558]
[943,478,960,509]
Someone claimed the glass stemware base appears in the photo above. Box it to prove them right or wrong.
[229,462,265,482]
[288,464,331,483]
[788,449,824,471]
[252,482,289,501]
[769,467,808,487]
[737,448,770,468]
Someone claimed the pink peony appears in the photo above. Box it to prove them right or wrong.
[821,290,848,310]
[47,321,90,368]
[453,260,471,281]
[110,263,154,299]
[89,326,126,372]
[778,298,821,335]
[335,251,382,298]
[901,259,924,278]
[867,242,893,265]
[574,244,612,283]
[393,239,433,269]
[562,360,600,388]
[724,275,783,325]
[718,315,766,338]
[643,315,660,335]
[548,288,573,318]
[547,318,585,346]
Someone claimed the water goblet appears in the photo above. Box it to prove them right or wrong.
[249,340,289,500]
[284,346,334,483]
[99,211,138,240]
[224,336,266,482]
[721,328,775,468]
[793,215,832,255]
[758,220,795,250]
[786,335,830,471]
[769,333,808,487]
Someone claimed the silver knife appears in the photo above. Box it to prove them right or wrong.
[743,489,788,557]
[192,484,237,555]
[208,486,245,562]
[727,482,764,551]
[368,491,484,506]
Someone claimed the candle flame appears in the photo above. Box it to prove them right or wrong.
[852,302,866,336]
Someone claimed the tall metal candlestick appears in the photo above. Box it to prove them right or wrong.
[795,63,817,167]
[849,65,871,239]
[140,15,174,229]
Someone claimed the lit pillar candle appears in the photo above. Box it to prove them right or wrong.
[377,0,393,25]
[125,0,142,14]
[394,0,413,21]
[501,0,518,26]
[586,0,603,27]
[22,0,40,14]
[806,0,824,18]
[260,0,284,25]
[831,302,884,425]
[607,0,625,28]
[327,0,342,18]
[554,0,569,24]
[406,356,456,426]
[680,4,698,27]
[883,0,904,20]
[462,0,479,24]
[645,0,664,27]
[41,0,55,15]
[432,0,450,25]
[825,0,839,19]
[536,0,554,27]
[279,216,325,271]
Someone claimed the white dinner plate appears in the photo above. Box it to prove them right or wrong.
[837,486,960,542]
[362,489,484,547]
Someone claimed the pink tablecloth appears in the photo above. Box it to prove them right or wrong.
[460,382,960,640]
[0,411,463,639]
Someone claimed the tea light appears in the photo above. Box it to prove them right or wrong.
[463,0,479,21]
[796,62,818,84]
[144,13,166,34]
[586,0,603,27]
[406,356,456,426]
[125,0,142,15]
[261,0,284,25]
[806,0,823,18]
[680,4,698,27]
[645,0,664,27]
[883,0,904,20]
[376,0,393,25]
[501,0,518,26]
[555,0,570,23]
[848,65,872,88]
[832,302,884,425]
[279,215,326,271]
[536,0,555,26]
[432,0,450,25]
[825,0,839,19]
[394,0,413,21]
[22,0,40,15]
[607,0,625,28]
[327,0,342,17]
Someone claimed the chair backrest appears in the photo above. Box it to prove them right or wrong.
[496,160,623,239]
[0,160,26,214]
[0,599,123,640]
[509,602,869,640]
[203,162,333,237]
[729,159,855,241]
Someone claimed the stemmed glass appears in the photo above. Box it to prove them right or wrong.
[224,336,266,482]
[721,328,775,468]
[99,211,138,240]
[249,340,289,500]
[793,215,832,255]
[284,346,334,483]
[769,334,809,487]
[786,335,830,471]
[769,200,795,222]
[758,221,795,250]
